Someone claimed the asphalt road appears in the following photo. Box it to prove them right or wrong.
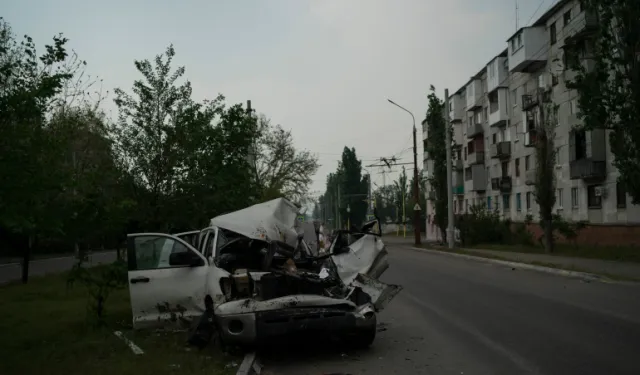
[262,244,640,375]
[0,251,117,284]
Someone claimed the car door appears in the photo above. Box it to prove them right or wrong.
[127,233,210,329]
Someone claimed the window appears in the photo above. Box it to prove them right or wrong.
[511,89,517,107]
[457,149,462,160]
[501,161,509,177]
[550,22,557,44]
[465,199,468,212]
[492,133,497,144]
[563,10,572,27]
[495,195,500,210]
[502,194,510,210]
[617,183,627,208]
[517,34,522,47]
[552,74,559,86]
[515,158,520,177]
[557,188,564,208]
[587,185,602,208]
[483,107,488,121]
[132,236,193,270]
[516,193,522,211]
[525,155,531,170]
[526,192,532,210]
[511,39,516,52]
[465,167,472,181]
[487,196,492,210]
[571,187,579,208]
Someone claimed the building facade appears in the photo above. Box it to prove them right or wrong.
[422,0,640,237]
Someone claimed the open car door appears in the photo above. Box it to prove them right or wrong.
[329,220,402,311]
[126,233,209,329]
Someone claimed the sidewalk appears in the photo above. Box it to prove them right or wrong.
[455,247,640,281]
[382,235,640,281]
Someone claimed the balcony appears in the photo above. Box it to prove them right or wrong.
[508,27,548,73]
[449,94,465,122]
[468,151,485,165]
[570,159,606,181]
[565,10,598,44]
[454,159,463,170]
[488,89,508,127]
[487,55,509,93]
[490,142,511,159]
[465,164,487,192]
[453,185,464,195]
[525,169,536,185]
[466,123,484,138]
[465,79,483,110]
[491,176,512,193]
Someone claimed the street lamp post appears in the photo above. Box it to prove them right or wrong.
[346,204,351,230]
[387,99,422,246]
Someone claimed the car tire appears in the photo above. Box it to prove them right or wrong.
[348,315,377,349]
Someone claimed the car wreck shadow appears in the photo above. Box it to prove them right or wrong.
[255,322,390,366]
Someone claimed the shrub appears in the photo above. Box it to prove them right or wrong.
[66,260,128,326]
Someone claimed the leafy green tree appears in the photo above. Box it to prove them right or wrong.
[534,95,558,253]
[424,86,450,241]
[0,18,76,283]
[373,184,396,222]
[392,167,409,224]
[567,0,640,202]
[339,147,368,228]
[252,115,319,202]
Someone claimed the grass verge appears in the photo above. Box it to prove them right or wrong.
[419,245,640,282]
[464,243,640,263]
[0,270,238,375]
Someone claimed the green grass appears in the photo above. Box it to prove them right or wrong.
[420,245,640,282]
[465,243,640,263]
[0,270,238,375]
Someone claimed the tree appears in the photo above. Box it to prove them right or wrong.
[424,86,450,242]
[252,115,319,202]
[373,184,396,223]
[0,18,76,283]
[392,167,409,224]
[534,91,558,253]
[567,1,640,203]
[339,147,368,228]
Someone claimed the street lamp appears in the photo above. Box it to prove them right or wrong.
[387,99,422,246]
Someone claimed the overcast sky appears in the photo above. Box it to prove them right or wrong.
[4,0,551,197]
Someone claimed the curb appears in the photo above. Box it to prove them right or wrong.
[410,246,606,282]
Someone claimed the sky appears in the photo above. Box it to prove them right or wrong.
[4,0,552,198]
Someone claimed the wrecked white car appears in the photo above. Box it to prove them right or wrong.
[126,198,401,347]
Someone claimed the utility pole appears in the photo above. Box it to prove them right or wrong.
[444,89,454,249]
[388,99,422,245]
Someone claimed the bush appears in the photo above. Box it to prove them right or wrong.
[456,205,534,247]
[66,260,128,326]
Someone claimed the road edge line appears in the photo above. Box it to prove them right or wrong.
[409,246,606,282]
[113,331,144,355]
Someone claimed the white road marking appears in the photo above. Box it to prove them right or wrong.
[114,331,144,355]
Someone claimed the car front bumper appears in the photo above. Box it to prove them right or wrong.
[216,305,376,345]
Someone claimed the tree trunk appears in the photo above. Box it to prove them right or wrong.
[21,235,32,284]
[543,218,554,253]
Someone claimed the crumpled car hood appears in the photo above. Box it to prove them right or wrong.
[210,198,300,249]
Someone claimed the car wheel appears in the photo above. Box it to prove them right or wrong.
[348,315,377,349]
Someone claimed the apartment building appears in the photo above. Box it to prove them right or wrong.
[423,0,640,231]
